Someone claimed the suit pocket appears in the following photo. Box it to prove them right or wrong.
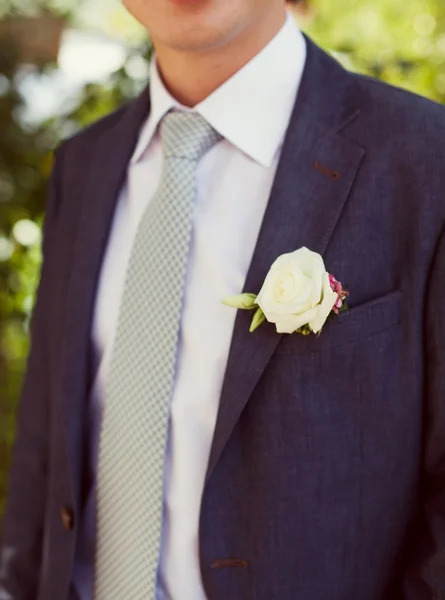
[274,289,402,356]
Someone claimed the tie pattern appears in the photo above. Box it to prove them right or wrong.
[94,111,222,599]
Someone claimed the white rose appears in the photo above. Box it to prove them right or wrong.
[256,247,338,334]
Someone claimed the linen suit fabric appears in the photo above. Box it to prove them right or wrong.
[1,36,445,600]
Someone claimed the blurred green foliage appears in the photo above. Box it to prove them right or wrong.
[0,5,151,514]
[308,0,445,102]
[0,0,444,516]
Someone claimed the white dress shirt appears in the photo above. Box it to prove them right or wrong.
[74,12,306,600]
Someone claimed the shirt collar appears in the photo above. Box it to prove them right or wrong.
[131,12,306,168]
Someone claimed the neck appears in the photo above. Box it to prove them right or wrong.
[153,10,287,107]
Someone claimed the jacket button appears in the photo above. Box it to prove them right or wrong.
[60,506,74,531]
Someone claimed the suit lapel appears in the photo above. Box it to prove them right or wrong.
[205,39,366,482]
[59,89,151,504]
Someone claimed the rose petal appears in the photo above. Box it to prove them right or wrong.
[256,247,329,324]
[268,249,306,271]
[309,273,338,333]
[272,307,319,334]
[257,271,314,317]
[297,248,325,306]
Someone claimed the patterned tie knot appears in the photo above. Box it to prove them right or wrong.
[160,111,222,161]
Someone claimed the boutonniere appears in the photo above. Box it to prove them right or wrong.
[223,247,349,335]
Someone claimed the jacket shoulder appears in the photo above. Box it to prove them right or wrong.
[351,71,445,138]
[56,101,133,160]
[344,70,445,222]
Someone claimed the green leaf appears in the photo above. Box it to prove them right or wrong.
[296,324,312,336]
[249,307,266,332]
[338,301,349,314]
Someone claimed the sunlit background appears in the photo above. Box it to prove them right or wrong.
[1,0,445,516]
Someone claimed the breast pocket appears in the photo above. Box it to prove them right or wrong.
[273,289,402,357]
[254,289,408,571]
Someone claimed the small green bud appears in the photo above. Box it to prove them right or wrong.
[249,307,266,333]
[222,293,258,310]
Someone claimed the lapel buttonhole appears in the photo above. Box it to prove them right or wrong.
[211,559,249,569]
[314,161,340,181]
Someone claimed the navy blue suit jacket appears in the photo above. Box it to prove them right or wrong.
[1,37,445,600]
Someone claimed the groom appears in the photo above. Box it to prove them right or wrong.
[1,0,445,598]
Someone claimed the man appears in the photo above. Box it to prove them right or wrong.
[1,0,445,598]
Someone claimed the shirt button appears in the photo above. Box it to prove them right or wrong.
[60,506,75,531]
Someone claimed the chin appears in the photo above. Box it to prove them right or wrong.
[124,0,246,52]
[162,32,228,53]
[150,19,235,53]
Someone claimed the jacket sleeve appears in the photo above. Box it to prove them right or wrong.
[404,224,445,600]
[0,150,63,600]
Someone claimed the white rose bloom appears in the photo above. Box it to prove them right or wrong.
[256,247,338,334]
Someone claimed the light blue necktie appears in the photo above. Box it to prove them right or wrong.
[94,111,222,599]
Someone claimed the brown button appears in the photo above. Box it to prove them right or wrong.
[60,506,74,531]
